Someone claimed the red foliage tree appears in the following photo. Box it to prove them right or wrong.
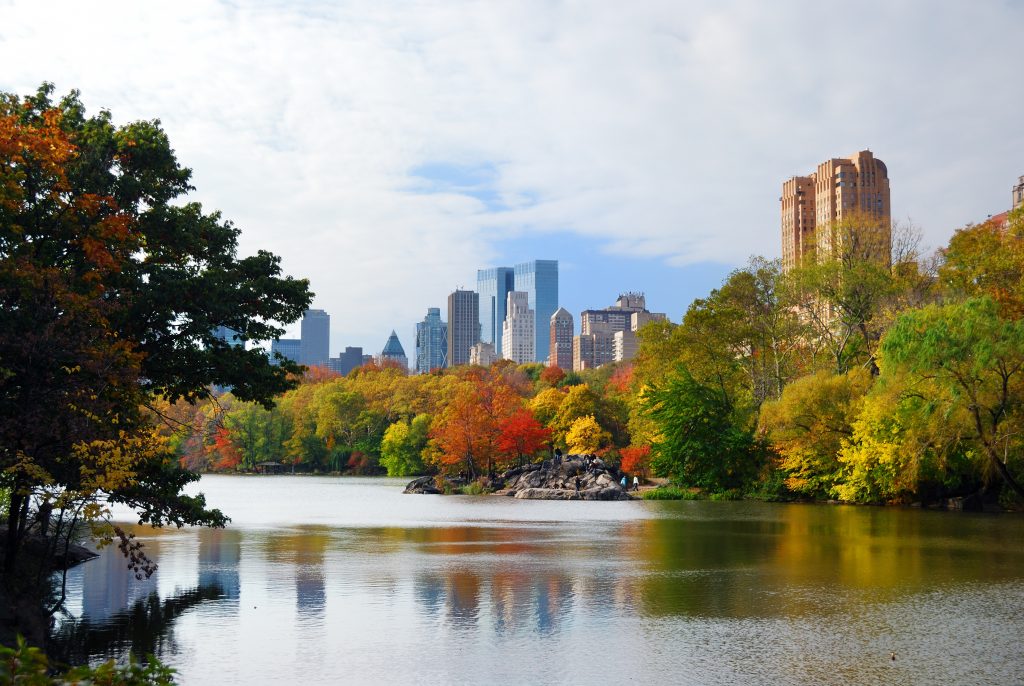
[211,426,242,471]
[496,409,551,467]
[619,444,652,480]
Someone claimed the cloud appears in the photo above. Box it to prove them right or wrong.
[1,0,1021,353]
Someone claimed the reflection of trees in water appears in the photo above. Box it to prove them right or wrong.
[52,583,225,667]
[631,503,1024,619]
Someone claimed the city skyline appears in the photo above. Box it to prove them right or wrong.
[2,2,1019,357]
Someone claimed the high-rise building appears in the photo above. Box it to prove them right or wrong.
[501,291,535,364]
[469,342,497,367]
[477,267,515,356]
[415,307,447,374]
[513,260,558,363]
[327,346,364,376]
[781,150,891,271]
[549,307,573,370]
[1013,175,1024,210]
[447,289,480,367]
[271,338,301,365]
[379,331,409,370]
[573,293,664,370]
[299,309,330,368]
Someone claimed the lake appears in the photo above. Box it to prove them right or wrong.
[56,475,1024,685]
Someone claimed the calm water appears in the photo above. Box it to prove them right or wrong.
[56,475,1024,685]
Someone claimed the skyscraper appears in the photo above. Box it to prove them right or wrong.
[781,150,891,271]
[573,293,664,370]
[271,338,301,365]
[446,289,480,367]
[327,346,365,376]
[549,307,573,370]
[299,309,330,368]
[415,307,448,374]
[501,291,534,364]
[379,331,408,370]
[477,267,514,356]
[513,260,558,363]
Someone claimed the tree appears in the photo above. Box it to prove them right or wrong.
[641,366,762,491]
[759,369,872,499]
[429,369,518,477]
[619,445,652,479]
[880,297,1024,498]
[565,415,611,454]
[496,409,550,466]
[938,208,1024,318]
[0,85,311,609]
[380,414,430,477]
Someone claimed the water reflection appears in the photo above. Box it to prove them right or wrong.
[57,479,1024,685]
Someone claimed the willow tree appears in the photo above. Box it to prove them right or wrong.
[881,298,1024,499]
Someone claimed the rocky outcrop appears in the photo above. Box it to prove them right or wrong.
[403,475,443,494]
[497,455,631,500]
[404,454,632,500]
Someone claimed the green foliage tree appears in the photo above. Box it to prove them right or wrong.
[0,84,311,606]
[879,297,1024,498]
[938,207,1024,317]
[380,414,430,476]
[642,366,763,491]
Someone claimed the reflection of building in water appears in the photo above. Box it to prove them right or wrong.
[262,529,330,618]
[198,528,241,601]
[415,574,445,615]
[295,568,325,615]
[446,571,481,627]
[81,535,158,623]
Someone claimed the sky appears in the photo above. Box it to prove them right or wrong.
[2,0,1022,358]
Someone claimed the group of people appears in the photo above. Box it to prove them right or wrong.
[620,475,640,492]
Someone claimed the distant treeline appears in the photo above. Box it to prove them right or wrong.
[166,209,1024,506]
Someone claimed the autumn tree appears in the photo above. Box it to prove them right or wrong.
[429,368,518,477]
[759,369,873,499]
[619,445,652,479]
[565,415,610,454]
[0,84,311,621]
[496,409,550,466]
[938,208,1024,318]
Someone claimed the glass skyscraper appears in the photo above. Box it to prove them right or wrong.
[514,260,558,363]
[476,266,514,357]
[299,309,330,368]
[415,307,447,373]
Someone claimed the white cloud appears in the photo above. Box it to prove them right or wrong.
[2,0,1021,352]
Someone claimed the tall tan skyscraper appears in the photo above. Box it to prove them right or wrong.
[781,150,891,271]
[549,307,573,370]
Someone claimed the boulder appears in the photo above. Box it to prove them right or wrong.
[403,475,442,495]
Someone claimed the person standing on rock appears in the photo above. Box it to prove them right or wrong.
[574,475,581,496]
[620,475,627,489]
[632,475,640,492]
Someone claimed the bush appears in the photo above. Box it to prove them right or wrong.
[641,486,700,501]
[0,636,176,685]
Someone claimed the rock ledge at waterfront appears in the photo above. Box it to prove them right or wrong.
[404,454,632,500]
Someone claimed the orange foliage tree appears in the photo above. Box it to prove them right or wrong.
[429,368,520,477]
[619,445,652,479]
[496,408,551,467]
